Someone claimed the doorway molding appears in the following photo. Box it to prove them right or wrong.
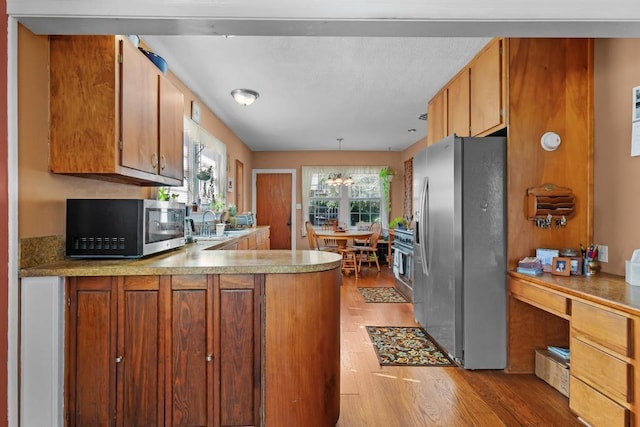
[251,168,297,251]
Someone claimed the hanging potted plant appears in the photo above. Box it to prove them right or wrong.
[379,167,394,215]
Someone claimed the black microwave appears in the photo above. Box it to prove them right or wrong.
[66,199,186,258]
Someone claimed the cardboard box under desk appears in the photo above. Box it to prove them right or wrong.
[534,349,570,398]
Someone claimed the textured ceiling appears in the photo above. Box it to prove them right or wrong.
[12,0,640,151]
[143,36,491,151]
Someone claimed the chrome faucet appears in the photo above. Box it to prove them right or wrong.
[201,210,216,236]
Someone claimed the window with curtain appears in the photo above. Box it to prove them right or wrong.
[302,166,387,234]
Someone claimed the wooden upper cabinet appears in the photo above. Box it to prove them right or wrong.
[120,38,159,176]
[469,38,506,136]
[159,78,185,181]
[50,35,184,186]
[447,68,470,137]
[426,90,447,146]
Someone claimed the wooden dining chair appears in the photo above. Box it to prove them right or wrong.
[319,221,339,251]
[305,221,318,250]
[357,222,382,271]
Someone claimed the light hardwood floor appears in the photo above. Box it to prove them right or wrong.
[336,266,580,426]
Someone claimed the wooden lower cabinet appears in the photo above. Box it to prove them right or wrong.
[166,275,214,426]
[66,274,261,427]
[217,275,262,426]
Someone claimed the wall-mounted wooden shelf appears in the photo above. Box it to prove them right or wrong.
[526,183,575,221]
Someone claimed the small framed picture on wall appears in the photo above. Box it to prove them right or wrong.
[227,177,233,193]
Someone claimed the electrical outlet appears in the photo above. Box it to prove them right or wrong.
[598,245,609,263]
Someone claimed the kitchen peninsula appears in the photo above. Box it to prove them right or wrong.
[19,229,343,427]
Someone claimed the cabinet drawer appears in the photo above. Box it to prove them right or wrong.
[572,300,631,357]
[570,376,629,427]
[570,337,631,405]
[509,279,569,317]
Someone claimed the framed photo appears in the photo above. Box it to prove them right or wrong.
[570,257,583,276]
[634,85,640,121]
[551,257,571,276]
[227,176,233,192]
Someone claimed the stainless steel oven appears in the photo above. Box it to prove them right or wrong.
[392,228,414,301]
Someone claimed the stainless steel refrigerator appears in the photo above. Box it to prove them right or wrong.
[412,134,506,369]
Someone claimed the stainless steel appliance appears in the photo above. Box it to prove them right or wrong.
[391,228,414,301]
[66,199,186,258]
[413,134,506,369]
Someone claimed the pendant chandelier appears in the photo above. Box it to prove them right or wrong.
[327,173,354,187]
[326,138,354,187]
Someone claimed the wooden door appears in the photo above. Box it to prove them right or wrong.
[67,276,118,427]
[447,68,470,137]
[158,76,185,181]
[256,173,291,249]
[121,38,159,175]
[117,275,165,426]
[217,275,262,427]
[166,275,214,426]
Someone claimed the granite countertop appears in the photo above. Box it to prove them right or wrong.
[509,270,640,316]
[20,244,343,277]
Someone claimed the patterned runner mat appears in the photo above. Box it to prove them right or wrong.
[358,287,408,303]
[366,326,457,367]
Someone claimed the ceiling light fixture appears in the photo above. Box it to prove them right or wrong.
[231,88,260,106]
[418,113,428,121]
[408,128,417,133]
[326,138,354,187]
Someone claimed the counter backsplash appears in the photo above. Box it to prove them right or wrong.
[19,235,66,269]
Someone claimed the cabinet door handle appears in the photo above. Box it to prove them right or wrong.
[206,354,213,362]
[151,153,158,168]
[115,355,123,363]
[160,155,166,171]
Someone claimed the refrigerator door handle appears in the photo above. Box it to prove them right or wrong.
[420,177,429,276]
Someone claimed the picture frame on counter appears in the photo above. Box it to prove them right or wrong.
[552,257,571,276]
[570,257,583,275]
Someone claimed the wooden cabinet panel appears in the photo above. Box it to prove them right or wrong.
[509,278,569,318]
[571,337,631,405]
[117,275,164,426]
[427,90,447,145]
[159,77,185,181]
[67,276,117,427]
[570,376,630,427]
[218,275,262,427]
[50,36,119,175]
[572,300,631,357]
[447,69,470,137]
[121,38,159,176]
[264,270,341,426]
[470,38,504,135]
[167,275,213,427]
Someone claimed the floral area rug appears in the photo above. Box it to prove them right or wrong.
[366,326,457,367]
[358,287,408,303]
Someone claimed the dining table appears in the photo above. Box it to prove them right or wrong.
[314,229,374,249]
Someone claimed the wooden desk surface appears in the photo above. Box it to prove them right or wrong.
[509,271,640,316]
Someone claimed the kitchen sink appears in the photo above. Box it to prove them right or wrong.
[226,229,250,235]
